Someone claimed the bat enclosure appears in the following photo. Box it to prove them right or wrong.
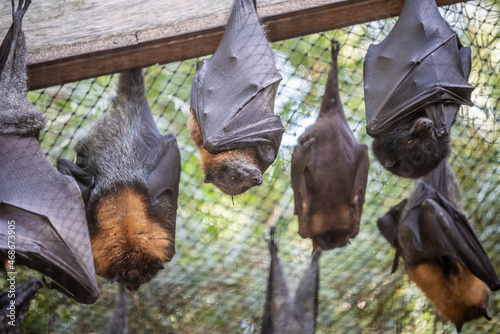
[0,0,498,333]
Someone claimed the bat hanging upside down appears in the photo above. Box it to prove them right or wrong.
[364,0,474,178]
[0,0,99,304]
[188,0,285,196]
[261,227,321,334]
[291,40,370,250]
[377,161,500,332]
[58,69,181,291]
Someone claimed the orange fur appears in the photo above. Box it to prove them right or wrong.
[407,262,490,325]
[92,186,171,281]
[188,109,259,173]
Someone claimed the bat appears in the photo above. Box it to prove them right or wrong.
[364,0,474,178]
[261,227,321,334]
[377,161,500,332]
[291,40,370,250]
[58,69,181,291]
[189,0,285,196]
[0,277,42,333]
[0,0,99,304]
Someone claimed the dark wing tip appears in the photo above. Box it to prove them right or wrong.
[269,225,276,244]
[268,225,279,255]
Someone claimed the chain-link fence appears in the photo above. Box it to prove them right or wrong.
[3,0,499,333]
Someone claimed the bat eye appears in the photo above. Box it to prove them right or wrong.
[406,139,414,147]
[230,176,237,182]
[424,142,433,152]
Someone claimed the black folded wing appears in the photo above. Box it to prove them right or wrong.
[190,0,284,171]
[0,1,99,304]
[0,136,100,304]
[364,0,474,138]
[401,163,500,291]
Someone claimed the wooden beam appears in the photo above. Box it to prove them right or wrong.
[19,0,467,90]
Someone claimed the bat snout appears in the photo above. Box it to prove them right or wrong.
[253,175,263,185]
[412,117,434,138]
[119,261,165,291]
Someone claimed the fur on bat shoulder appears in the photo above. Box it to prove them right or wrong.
[0,99,46,137]
[90,182,173,290]
[188,109,262,195]
[407,261,490,326]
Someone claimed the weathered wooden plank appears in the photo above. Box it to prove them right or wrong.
[0,0,467,89]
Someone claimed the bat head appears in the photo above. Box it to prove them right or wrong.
[372,117,450,178]
[203,148,263,196]
[89,182,175,291]
[300,191,364,251]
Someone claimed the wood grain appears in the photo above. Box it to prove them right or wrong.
[0,0,467,89]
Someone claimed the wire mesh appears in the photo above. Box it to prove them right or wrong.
[3,0,499,333]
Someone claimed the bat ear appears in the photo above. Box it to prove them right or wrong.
[57,158,94,197]
[384,158,396,168]
[204,172,214,184]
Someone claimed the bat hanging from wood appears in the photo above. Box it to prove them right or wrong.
[377,161,500,332]
[0,0,99,304]
[261,227,321,334]
[364,0,474,178]
[58,69,181,291]
[291,40,370,251]
[189,0,285,196]
[0,277,42,333]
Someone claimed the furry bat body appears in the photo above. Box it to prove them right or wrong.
[261,228,321,334]
[291,41,370,250]
[58,69,181,291]
[189,0,284,196]
[0,0,99,304]
[364,0,474,178]
[377,162,500,332]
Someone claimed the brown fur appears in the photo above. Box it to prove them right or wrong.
[92,186,171,289]
[188,109,259,171]
[309,202,359,249]
[188,109,263,195]
[407,262,490,326]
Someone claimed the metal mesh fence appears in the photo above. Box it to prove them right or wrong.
[4,0,499,333]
